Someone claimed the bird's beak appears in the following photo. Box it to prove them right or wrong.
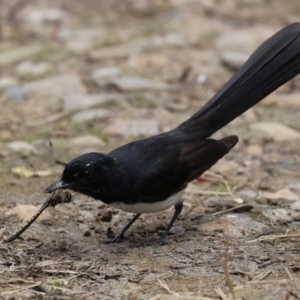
[44,180,73,193]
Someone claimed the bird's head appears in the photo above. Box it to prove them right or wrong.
[45,152,115,197]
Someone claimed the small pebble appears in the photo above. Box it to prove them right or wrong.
[71,109,111,123]
[221,51,249,70]
[92,67,121,80]
[4,86,27,101]
[166,102,188,112]
[84,230,91,237]
[6,141,37,156]
[16,61,52,77]
[169,226,185,235]
[100,211,113,222]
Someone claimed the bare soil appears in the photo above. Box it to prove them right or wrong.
[1,1,300,299]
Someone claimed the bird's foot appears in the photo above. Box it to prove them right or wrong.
[104,232,125,244]
[137,236,167,247]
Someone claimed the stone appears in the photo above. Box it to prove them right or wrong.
[92,67,121,80]
[22,8,66,25]
[63,93,124,112]
[100,211,112,222]
[221,51,249,70]
[89,45,129,61]
[166,102,189,112]
[196,73,207,84]
[198,213,265,238]
[68,37,95,54]
[56,27,73,40]
[0,77,18,90]
[246,144,263,156]
[166,15,220,46]
[238,189,257,199]
[127,54,168,70]
[104,119,159,137]
[203,197,240,208]
[164,33,186,47]
[66,38,94,54]
[79,210,94,221]
[250,122,300,141]
[261,208,298,223]
[36,260,55,267]
[89,37,162,61]
[108,76,177,91]
[215,27,275,52]
[210,158,239,176]
[6,141,37,156]
[0,44,44,66]
[263,93,300,109]
[6,289,36,299]
[0,130,13,141]
[71,109,111,122]
[63,28,106,53]
[169,226,185,235]
[4,86,27,101]
[68,135,105,147]
[291,201,300,211]
[222,213,266,238]
[16,61,52,77]
[24,74,86,98]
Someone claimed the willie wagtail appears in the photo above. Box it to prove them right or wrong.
[46,23,300,245]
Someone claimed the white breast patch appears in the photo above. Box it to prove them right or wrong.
[110,190,184,214]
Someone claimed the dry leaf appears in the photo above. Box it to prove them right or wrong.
[11,166,52,178]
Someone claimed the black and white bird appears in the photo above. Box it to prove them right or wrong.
[46,23,300,245]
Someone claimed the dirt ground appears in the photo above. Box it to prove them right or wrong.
[1,1,300,299]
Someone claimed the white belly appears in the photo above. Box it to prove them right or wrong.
[110,190,184,214]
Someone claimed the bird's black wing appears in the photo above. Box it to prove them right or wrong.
[109,135,237,203]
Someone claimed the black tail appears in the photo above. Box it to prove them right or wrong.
[178,23,300,138]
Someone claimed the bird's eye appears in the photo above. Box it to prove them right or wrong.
[81,170,90,179]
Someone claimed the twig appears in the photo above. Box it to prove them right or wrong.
[253,230,279,239]
[43,269,81,275]
[186,189,231,195]
[222,259,236,300]
[247,279,291,285]
[1,281,42,295]
[247,233,300,243]
[38,260,72,267]
[204,171,234,197]
[187,171,235,197]
[211,204,251,216]
[43,284,72,293]
[0,278,38,284]
[215,286,229,300]
[251,270,272,281]
[285,267,293,280]
[25,112,70,127]
[158,278,180,297]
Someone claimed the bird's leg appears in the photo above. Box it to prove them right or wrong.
[105,213,141,244]
[140,202,183,247]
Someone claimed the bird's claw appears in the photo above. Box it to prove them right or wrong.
[104,233,125,244]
